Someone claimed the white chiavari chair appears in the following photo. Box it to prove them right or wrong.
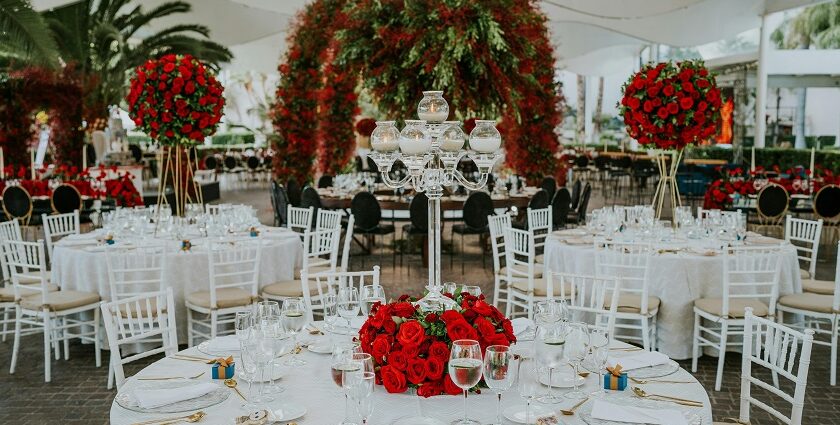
[0,219,24,341]
[42,210,80,265]
[106,245,167,302]
[594,239,658,351]
[777,241,839,385]
[185,238,261,346]
[712,308,814,425]
[306,267,380,321]
[262,227,341,304]
[287,206,314,236]
[505,227,554,319]
[784,215,823,281]
[101,288,178,390]
[527,206,552,264]
[316,209,343,232]
[337,215,355,273]
[552,271,621,336]
[489,214,512,308]
[7,239,101,382]
[692,245,782,391]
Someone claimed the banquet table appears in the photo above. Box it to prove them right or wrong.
[544,230,801,360]
[318,190,533,212]
[52,226,303,344]
[109,331,713,425]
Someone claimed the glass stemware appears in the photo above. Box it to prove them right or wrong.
[245,320,277,404]
[359,285,386,317]
[344,353,375,425]
[448,339,483,425]
[462,285,481,297]
[535,322,567,404]
[337,287,360,328]
[256,300,281,324]
[331,344,366,425]
[589,328,610,397]
[483,345,515,425]
[518,357,539,425]
[281,297,308,366]
[564,322,590,400]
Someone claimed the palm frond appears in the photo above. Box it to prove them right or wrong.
[0,0,58,66]
[121,1,191,38]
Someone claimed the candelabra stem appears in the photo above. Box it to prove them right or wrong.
[428,195,441,289]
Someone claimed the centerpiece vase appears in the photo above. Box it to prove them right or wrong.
[155,144,203,217]
[651,148,684,221]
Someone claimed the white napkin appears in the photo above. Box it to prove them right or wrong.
[608,351,671,371]
[131,382,219,409]
[206,335,241,353]
[590,399,688,425]
[511,318,533,336]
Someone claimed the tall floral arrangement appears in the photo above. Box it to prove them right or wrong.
[359,292,515,397]
[619,60,722,150]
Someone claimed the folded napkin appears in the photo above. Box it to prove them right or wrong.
[206,335,241,352]
[57,238,98,247]
[608,351,670,371]
[553,229,588,237]
[511,318,534,336]
[590,399,688,425]
[132,382,219,409]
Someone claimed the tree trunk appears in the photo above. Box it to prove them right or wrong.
[593,76,604,142]
[576,75,585,144]
[794,88,807,149]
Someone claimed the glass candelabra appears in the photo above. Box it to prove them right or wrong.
[368,92,502,311]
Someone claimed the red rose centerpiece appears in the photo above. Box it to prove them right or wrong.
[359,292,515,397]
[619,60,723,219]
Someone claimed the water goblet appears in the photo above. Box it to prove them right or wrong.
[564,322,590,400]
[535,322,567,404]
[484,345,515,425]
[589,328,610,397]
[337,287,360,328]
[517,358,539,425]
[281,297,308,366]
[448,340,483,425]
[331,345,366,425]
[462,285,481,297]
[360,285,386,317]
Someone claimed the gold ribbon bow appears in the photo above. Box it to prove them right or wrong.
[210,356,234,366]
[181,240,192,251]
[607,364,623,377]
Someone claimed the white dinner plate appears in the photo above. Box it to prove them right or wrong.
[502,404,555,424]
[306,341,334,354]
[539,372,586,388]
[197,339,242,357]
[271,404,306,421]
[625,359,681,379]
[115,380,229,414]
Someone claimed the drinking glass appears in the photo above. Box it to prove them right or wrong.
[234,311,252,345]
[281,297,308,366]
[517,357,539,425]
[331,344,367,425]
[462,285,481,297]
[564,322,590,399]
[589,328,610,397]
[448,339,483,425]
[535,323,566,404]
[256,300,281,324]
[245,321,277,404]
[337,287,360,327]
[344,353,375,425]
[442,282,458,296]
[238,333,260,411]
[484,345,515,425]
[360,285,386,317]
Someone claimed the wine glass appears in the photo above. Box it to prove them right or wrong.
[234,311,252,345]
[337,287,360,327]
[564,322,590,399]
[344,353,375,425]
[360,285,386,316]
[442,282,458,296]
[484,345,515,425]
[589,328,610,397]
[237,331,260,411]
[535,323,566,404]
[245,320,277,404]
[448,339,483,425]
[255,300,281,324]
[462,285,481,297]
[517,357,539,425]
[281,297,308,366]
[331,344,366,425]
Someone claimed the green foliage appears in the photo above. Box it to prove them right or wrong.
[773,0,840,49]
[0,0,58,67]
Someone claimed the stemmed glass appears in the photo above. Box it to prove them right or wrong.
[337,287,360,328]
[234,312,258,411]
[535,323,567,404]
[442,282,458,296]
[256,300,281,324]
[518,357,539,425]
[589,328,610,397]
[462,285,481,297]
[564,322,590,399]
[448,339,483,425]
[344,353,375,425]
[245,319,278,404]
[281,297,308,366]
[331,343,365,425]
[483,345,515,425]
[360,285,386,317]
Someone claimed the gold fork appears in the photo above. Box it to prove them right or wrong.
[629,377,694,384]
[137,371,206,381]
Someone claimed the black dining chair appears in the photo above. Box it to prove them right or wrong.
[567,183,592,225]
[286,178,302,208]
[401,192,428,275]
[573,155,590,181]
[51,184,82,215]
[300,186,322,227]
[551,187,571,230]
[317,175,334,189]
[3,185,33,226]
[570,179,582,210]
[750,183,789,238]
[540,176,556,202]
[451,191,494,272]
[814,184,840,257]
[204,155,219,171]
[270,181,289,226]
[128,144,142,163]
[351,191,395,267]
[608,156,633,202]
[513,188,551,230]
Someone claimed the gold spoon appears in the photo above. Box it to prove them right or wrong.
[632,387,702,407]
[130,411,205,425]
[224,378,247,401]
[560,396,590,415]
[578,371,590,378]
[138,372,206,381]
[630,377,693,384]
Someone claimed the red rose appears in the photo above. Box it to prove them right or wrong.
[643,100,654,113]
[392,302,416,318]
[667,102,679,115]
[443,374,463,395]
[446,320,478,341]
[696,78,710,89]
[694,113,706,124]
[181,124,193,133]
[425,313,438,323]
[371,334,391,360]
[627,97,640,111]
[402,343,420,359]
[381,365,408,393]
[427,341,450,360]
[397,321,426,347]
[632,78,645,90]
[697,101,708,112]
[382,317,397,334]
[462,309,478,323]
[646,85,660,97]
[417,380,443,397]
[185,81,196,95]
[662,85,675,97]
[474,317,497,339]
[472,300,493,316]
[485,333,511,347]
[657,107,669,120]
[389,350,408,371]
[679,97,693,110]
[406,357,427,385]
[441,310,463,323]
[681,81,694,93]
[425,357,445,380]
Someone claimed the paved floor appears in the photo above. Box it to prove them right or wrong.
[1,183,837,424]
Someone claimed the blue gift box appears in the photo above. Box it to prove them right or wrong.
[211,361,235,379]
[603,371,627,391]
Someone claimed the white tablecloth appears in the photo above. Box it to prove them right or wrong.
[544,234,801,359]
[51,227,303,344]
[109,333,713,425]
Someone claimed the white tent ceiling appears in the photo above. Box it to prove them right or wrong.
[32,0,822,76]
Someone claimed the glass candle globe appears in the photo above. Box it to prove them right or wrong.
[439,121,466,152]
[399,120,432,155]
[370,121,400,152]
[417,91,449,123]
[468,120,502,153]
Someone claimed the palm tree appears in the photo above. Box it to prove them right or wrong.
[0,0,58,67]
[772,0,840,148]
[44,0,232,123]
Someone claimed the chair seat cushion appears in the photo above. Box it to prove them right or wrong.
[295,265,333,279]
[694,298,769,318]
[778,293,837,314]
[0,283,59,302]
[20,290,100,311]
[261,280,320,298]
[535,254,544,264]
[498,263,544,278]
[186,288,253,309]
[800,268,811,280]
[802,279,835,295]
[354,224,395,235]
[510,278,570,297]
[452,224,487,235]
[605,294,661,313]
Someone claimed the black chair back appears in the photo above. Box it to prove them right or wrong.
[552,187,571,228]
[594,156,610,170]
[409,192,428,231]
[317,175,334,189]
[613,156,632,169]
[366,156,378,172]
[128,144,142,163]
[354,156,364,173]
[224,155,238,170]
[574,156,589,168]
[814,185,840,219]
[570,179,582,209]
[757,183,789,219]
[85,143,97,165]
[271,182,289,226]
[2,186,32,223]
[246,156,260,170]
[577,183,592,223]
[540,176,556,201]
[51,184,82,214]
[528,189,550,210]
[351,191,382,231]
[204,155,218,170]
[300,186,322,219]
[286,178,302,207]
[462,191,493,230]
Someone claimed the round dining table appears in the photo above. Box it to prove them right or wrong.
[109,328,713,425]
[544,229,801,360]
[51,226,303,344]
